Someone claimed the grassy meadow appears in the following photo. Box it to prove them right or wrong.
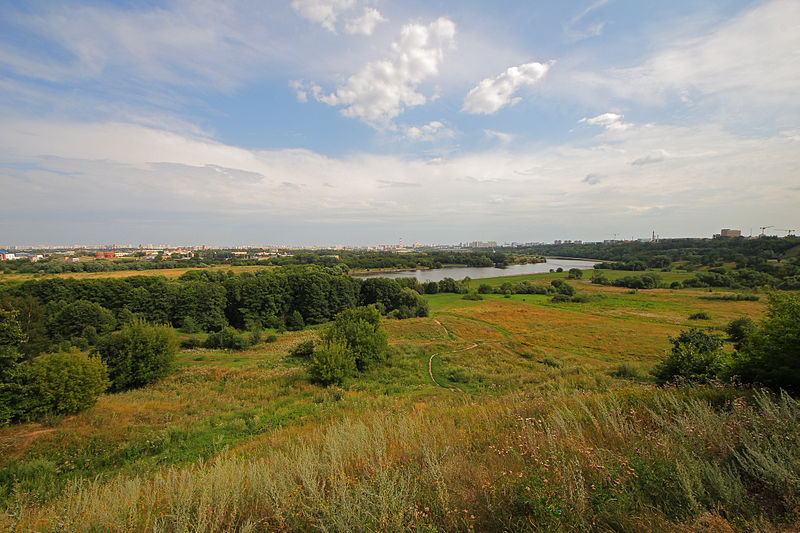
[4,269,799,532]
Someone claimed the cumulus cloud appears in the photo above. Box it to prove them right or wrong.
[462,61,551,114]
[314,18,456,125]
[578,112,632,130]
[290,0,356,32]
[404,121,455,142]
[345,7,386,35]
[583,173,603,185]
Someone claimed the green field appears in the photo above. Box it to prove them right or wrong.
[3,270,797,532]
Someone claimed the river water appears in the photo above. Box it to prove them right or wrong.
[351,258,598,283]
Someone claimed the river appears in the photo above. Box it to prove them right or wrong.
[351,258,598,283]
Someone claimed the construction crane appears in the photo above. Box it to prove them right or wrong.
[759,225,774,236]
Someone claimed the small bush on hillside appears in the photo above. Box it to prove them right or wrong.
[688,312,712,320]
[248,330,262,345]
[180,316,201,334]
[462,292,483,300]
[550,279,575,296]
[652,329,725,385]
[728,292,800,392]
[477,284,493,294]
[290,340,315,358]
[264,334,278,343]
[725,317,756,350]
[567,268,583,279]
[551,293,572,303]
[203,327,250,351]
[307,341,355,386]
[24,349,109,418]
[96,319,178,392]
[322,306,388,372]
[180,338,204,349]
[286,310,305,331]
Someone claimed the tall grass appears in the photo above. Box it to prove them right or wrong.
[3,387,799,531]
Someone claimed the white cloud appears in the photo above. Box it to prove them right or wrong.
[314,18,456,125]
[404,121,455,142]
[462,61,551,114]
[564,0,609,41]
[345,7,386,36]
[484,130,514,143]
[577,0,800,113]
[290,0,356,32]
[2,117,798,244]
[578,112,632,131]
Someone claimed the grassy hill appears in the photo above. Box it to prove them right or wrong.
[3,271,798,531]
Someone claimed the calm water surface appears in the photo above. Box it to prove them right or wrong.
[352,258,598,283]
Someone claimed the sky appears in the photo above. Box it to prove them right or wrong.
[1,0,799,247]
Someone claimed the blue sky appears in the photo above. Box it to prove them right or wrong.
[1,0,798,246]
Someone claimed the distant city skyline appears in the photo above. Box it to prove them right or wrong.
[2,1,798,244]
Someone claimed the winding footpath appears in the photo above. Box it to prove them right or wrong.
[428,319,477,393]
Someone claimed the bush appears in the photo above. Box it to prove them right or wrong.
[321,306,388,372]
[477,284,493,294]
[180,338,204,349]
[24,349,109,418]
[567,268,583,279]
[307,341,355,386]
[725,317,756,351]
[550,293,572,303]
[728,292,800,392]
[290,340,315,358]
[550,279,575,296]
[204,327,250,351]
[181,316,201,334]
[96,319,178,392]
[688,312,711,320]
[265,334,278,343]
[285,310,305,331]
[462,292,483,301]
[652,329,725,385]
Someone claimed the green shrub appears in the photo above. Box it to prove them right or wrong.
[180,338,204,349]
[96,319,178,392]
[728,292,800,392]
[204,327,250,351]
[322,306,388,372]
[307,341,355,386]
[652,329,725,385]
[249,330,262,346]
[477,283,493,294]
[688,312,711,320]
[725,317,756,350]
[462,292,483,301]
[290,340,315,358]
[550,279,575,296]
[567,268,583,279]
[24,349,109,418]
[265,334,278,343]
[181,316,201,334]
[286,310,305,331]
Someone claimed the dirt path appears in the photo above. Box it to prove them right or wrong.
[428,319,477,392]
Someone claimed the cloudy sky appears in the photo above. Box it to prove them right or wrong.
[1,0,798,246]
